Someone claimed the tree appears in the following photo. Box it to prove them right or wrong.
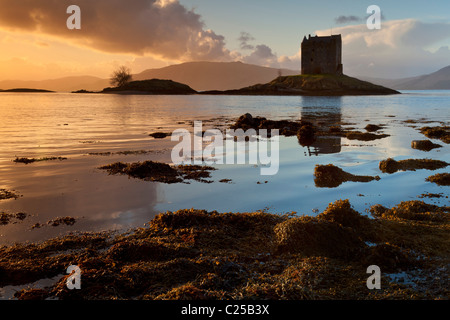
[110,66,132,87]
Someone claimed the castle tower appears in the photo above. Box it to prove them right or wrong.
[301,34,343,75]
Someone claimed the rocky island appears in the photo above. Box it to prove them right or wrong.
[201,35,398,96]
[100,79,197,95]
[201,74,399,96]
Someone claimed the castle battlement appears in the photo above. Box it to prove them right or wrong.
[301,34,343,75]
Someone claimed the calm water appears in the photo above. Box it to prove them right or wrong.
[0,91,449,244]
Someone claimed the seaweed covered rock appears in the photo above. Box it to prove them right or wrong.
[419,126,450,144]
[0,189,19,200]
[274,216,365,259]
[365,124,383,132]
[314,164,380,188]
[297,123,316,146]
[370,200,448,222]
[362,243,417,273]
[426,172,450,186]
[345,131,389,141]
[318,199,369,229]
[411,140,442,152]
[99,161,216,184]
[379,158,448,174]
[231,113,307,137]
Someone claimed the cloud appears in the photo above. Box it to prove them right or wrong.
[316,19,450,78]
[242,44,279,67]
[335,13,386,25]
[335,15,362,25]
[238,32,255,50]
[236,31,300,70]
[0,0,233,62]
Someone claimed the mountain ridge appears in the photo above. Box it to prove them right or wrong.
[359,65,450,90]
[2,62,448,92]
[0,62,299,92]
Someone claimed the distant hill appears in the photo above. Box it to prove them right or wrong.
[0,62,298,92]
[360,65,450,90]
[202,74,400,96]
[133,61,299,91]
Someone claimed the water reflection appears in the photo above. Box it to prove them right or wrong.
[299,96,342,156]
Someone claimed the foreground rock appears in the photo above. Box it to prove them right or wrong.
[1,199,448,300]
[314,164,380,188]
[201,74,400,96]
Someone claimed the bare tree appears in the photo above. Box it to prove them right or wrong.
[110,66,132,87]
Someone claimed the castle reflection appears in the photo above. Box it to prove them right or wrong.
[299,96,342,156]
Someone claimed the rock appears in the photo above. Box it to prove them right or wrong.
[379,158,448,174]
[297,124,316,146]
[411,140,442,151]
[419,126,450,144]
[365,124,383,132]
[314,164,380,188]
[149,132,169,139]
[426,173,450,186]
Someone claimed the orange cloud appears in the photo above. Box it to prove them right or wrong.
[0,0,233,62]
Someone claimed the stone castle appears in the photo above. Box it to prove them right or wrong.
[301,34,343,75]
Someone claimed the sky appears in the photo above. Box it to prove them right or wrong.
[0,0,450,81]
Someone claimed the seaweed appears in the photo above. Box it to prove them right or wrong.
[370,200,448,222]
[379,158,448,174]
[345,131,390,141]
[0,189,19,200]
[0,199,449,300]
[13,157,67,164]
[99,161,216,184]
[0,212,28,225]
[419,126,450,144]
[47,217,77,227]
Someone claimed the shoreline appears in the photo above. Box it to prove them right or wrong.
[0,198,448,300]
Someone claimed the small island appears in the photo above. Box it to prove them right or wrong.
[201,34,399,96]
[101,79,197,95]
[0,88,54,93]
